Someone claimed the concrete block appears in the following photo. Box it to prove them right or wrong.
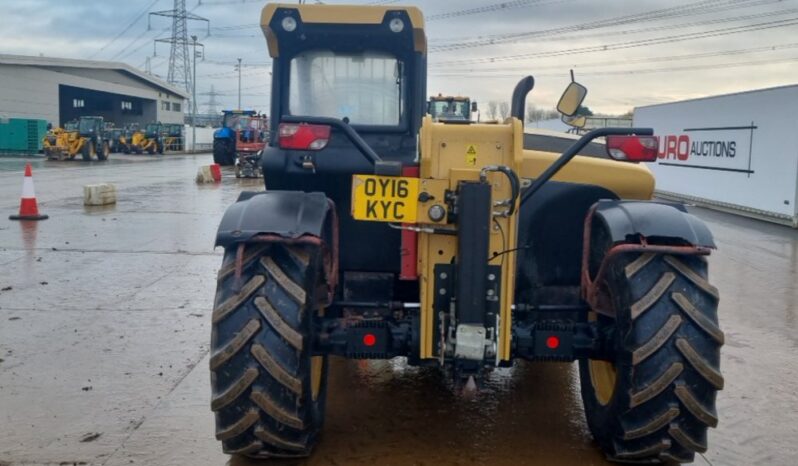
[83,183,117,206]
[196,166,213,183]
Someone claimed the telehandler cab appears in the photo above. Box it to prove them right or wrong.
[75,116,110,161]
[163,123,184,152]
[43,117,109,161]
[428,94,475,122]
[211,4,723,463]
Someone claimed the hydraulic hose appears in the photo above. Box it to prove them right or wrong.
[480,165,520,216]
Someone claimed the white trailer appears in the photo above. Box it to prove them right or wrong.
[634,85,798,227]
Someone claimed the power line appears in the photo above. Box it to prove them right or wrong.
[432,16,798,67]
[433,41,798,75]
[207,0,572,32]
[198,68,268,79]
[109,27,158,61]
[109,12,196,62]
[119,28,170,61]
[430,55,798,79]
[138,55,167,69]
[88,0,160,59]
[203,58,269,67]
[426,0,570,21]
[430,0,777,51]
[432,7,798,57]
[196,0,262,5]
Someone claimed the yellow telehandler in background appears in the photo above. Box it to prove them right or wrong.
[43,117,109,161]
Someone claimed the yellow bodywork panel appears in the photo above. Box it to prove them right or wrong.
[415,118,656,363]
[261,3,426,57]
[520,150,655,200]
[417,116,523,361]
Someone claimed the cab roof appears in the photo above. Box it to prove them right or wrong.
[260,3,426,57]
[431,95,470,102]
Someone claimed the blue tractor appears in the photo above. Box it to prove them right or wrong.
[213,110,257,165]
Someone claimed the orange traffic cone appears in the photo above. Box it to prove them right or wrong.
[9,163,48,221]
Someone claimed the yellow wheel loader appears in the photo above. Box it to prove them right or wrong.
[43,117,108,161]
[122,124,161,154]
[43,121,80,160]
[118,125,136,154]
[128,131,146,154]
[141,123,165,154]
[210,4,723,463]
[42,126,66,159]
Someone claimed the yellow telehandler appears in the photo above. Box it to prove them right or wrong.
[208,4,723,463]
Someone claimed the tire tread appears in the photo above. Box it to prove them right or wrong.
[250,389,305,430]
[251,343,303,396]
[676,338,724,389]
[211,367,259,411]
[629,362,683,408]
[210,243,326,458]
[210,318,260,371]
[212,275,265,324]
[580,252,723,464]
[255,297,304,351]
[672,292,725,344]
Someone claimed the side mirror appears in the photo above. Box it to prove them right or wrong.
[557,82,588,117]
[562,114,586,129]
[471,101,478,112]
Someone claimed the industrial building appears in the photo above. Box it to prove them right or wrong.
[0,54,188,128]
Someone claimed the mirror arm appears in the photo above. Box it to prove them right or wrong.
[523,127,654,203]
[510,75,535,122]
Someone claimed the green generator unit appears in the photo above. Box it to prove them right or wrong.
[0,118,48,155]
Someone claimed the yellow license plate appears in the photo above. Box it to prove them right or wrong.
[351,174,419,223]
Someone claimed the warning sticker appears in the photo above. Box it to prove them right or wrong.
[466,144,477,166]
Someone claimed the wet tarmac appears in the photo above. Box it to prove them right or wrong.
[0,154,796,465]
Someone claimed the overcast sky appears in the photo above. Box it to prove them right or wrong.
[2,0,797,115]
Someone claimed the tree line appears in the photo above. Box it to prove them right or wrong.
[482,101,599,122]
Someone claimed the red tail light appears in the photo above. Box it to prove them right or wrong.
[278,123,331,150]
[606,135,659,162]
[363,333,377,347]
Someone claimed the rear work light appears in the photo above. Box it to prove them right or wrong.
[278,123,331,150]
[606,135,659,162]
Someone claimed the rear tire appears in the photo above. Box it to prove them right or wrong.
[214,139,235,165]
[81,140,94,161]
[211,243,328,458]
[579,251,723,464]
[97,141,110,161]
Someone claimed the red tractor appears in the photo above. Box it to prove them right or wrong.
[234,114,269,178]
